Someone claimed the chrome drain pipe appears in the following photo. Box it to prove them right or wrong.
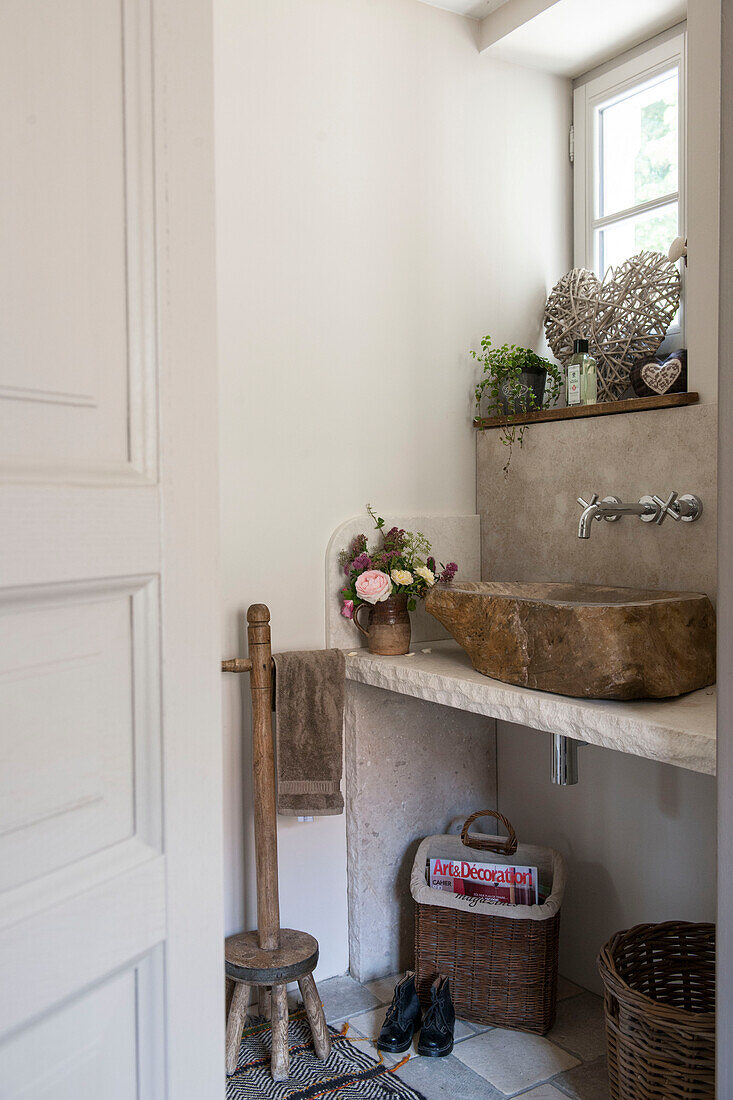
[552,734,586,785]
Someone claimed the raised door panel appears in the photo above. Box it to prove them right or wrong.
[0,0,155,481]
[0,577,160,892]
[0,955,164,1098]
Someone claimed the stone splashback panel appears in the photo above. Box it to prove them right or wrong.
[345,680,496,982]
[477,402,717,601]
[326,514,481,650]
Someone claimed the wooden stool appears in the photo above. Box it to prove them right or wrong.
[223,606,332,1079]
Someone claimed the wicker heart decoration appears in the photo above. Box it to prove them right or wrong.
[544,251,681,402]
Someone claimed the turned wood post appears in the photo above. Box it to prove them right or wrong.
[224,606,331,1078]
[247,604,280,952]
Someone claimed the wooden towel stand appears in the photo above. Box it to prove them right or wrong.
[222,604,331,1079]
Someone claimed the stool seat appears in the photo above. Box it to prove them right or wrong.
[225,928,319,985]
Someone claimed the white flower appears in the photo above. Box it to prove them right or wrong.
[391,569,413,586]
[415,565,436,586]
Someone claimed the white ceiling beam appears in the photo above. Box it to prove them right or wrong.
[477,0,686,77]
[478,0,560,52]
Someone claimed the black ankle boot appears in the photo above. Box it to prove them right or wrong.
[417,974,455,1057]
[376,972,422,1054]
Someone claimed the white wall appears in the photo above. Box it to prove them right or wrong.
[497,725,716,993]
[686,0,721,404]
[717,0,732,1087]
[215,0,572,978]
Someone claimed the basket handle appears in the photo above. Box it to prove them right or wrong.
[460,810,518,856]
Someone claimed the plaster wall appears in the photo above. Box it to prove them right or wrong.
[686,0,721,404]
[497,725,716,993]
[477,401,717,600]
[215,0,572,978]
[716,0,732,1084]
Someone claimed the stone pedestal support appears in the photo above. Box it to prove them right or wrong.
[345,680,497,982]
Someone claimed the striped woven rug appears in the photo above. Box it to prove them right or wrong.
[226,1012,426,1100]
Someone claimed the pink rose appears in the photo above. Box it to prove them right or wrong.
[355,569,393,604]
[341,599,354,619]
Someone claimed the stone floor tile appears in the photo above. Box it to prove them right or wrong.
[547,993,607,1062]
[447,1018,477,1043]
[452,1029,579,1095]
[394,1052,504,1100]
[317,975,381,1023]
[513,1086,571,1099]
[557,976,586,1001]
[553,1055,610,1099]
[461,1019,494,1034]
[363,972,404,1004]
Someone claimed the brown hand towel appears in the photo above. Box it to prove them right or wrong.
[272,649,345,816]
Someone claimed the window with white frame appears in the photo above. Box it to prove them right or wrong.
[573,31,686,339]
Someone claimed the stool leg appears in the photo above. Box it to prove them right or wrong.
[225,981,252,1074]
[260,986,271,1020]
[225,977,235,1015]
[270,983,290,1080]
[298,973,331,1061]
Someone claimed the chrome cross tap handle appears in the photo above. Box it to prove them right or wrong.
[651,491,679,524]
[651,492,703,523]
[576,494,599,510]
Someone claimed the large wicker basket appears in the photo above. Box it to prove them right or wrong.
[411,811,566,1034]
[598,921,715,1100]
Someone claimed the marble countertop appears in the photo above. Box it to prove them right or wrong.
[344,640,716,775]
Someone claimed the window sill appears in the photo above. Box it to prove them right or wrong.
[474,390,698,430]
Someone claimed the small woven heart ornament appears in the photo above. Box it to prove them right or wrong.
[630,350,687,398]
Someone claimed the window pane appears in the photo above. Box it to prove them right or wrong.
[598,68,678,218]
[595,201,678,275]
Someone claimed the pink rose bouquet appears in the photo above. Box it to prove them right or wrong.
[338,505,458,621]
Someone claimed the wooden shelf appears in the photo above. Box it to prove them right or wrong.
[474,391,699,430]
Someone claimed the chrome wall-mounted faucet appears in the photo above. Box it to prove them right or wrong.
[577,492,703,539]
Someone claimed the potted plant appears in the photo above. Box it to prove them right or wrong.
[471,336,562,473]
[338,506,458,656]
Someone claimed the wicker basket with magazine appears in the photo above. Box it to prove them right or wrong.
[411,810,566,1034]
[598,921,715,1100]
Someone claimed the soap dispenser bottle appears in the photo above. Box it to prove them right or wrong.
[567,338,597,406]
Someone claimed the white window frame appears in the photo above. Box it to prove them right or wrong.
[573,31,687,340]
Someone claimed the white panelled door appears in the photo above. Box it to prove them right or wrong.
[0,1,223,1097]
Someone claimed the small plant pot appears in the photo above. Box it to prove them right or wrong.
[353,595,411,655]
[499,367,548,416]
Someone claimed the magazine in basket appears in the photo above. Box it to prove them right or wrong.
[427,856,540,905]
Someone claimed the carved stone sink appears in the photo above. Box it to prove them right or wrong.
[425,581,716,700]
